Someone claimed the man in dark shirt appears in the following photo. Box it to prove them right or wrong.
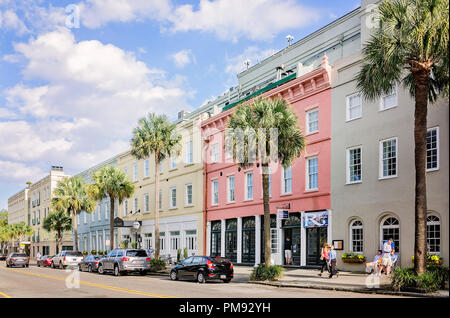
[285,237,292,265]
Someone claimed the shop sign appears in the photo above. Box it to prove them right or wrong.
[277,209,289,220]
[303,211,328,228]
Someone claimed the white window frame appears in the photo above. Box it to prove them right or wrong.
[144,193,150,213]
[133,163,138,182]
[169,187,177,209]
[185,230,197,253]
[185,139,193,165]
[212,179,219,206]
[346,146,362,184]
[185,183,193,206]
[379,137,398,179]
[350,219,364,254]
[123,200,128,217]
[379,216,400,251]
[281,166,292,194]
[426,127,439,172]
[83,211,87,224]
[346,92,362,121]
[144,159,149,178]
[426,213,441,255]
[104,201,109,219]
[170,231,180,251]
[306,157,318,191]
[159,189,162,211]
[245,171,254,200]
[227,175,235,203]
[134,197,138,213]
[379,84,398,111]
[170,155,177,170]
[306,108,319,134]
[211,143,219,163]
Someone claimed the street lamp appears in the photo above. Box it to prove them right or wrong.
[133,220,140,249]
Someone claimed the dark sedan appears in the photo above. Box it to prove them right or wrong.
[5,253,29,268]
[78,255,100,272]
[0,254,6,261]
[170,256,233,283]
[37,255,54,267]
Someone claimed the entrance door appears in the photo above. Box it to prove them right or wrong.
[242,217,255,264]
[225,219,237,262]
[306,227,328,265]
[283,228,301,266]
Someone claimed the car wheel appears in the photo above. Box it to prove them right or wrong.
[88,265,92,273]
[37,262,40,267]
[139,270,147,276]
[51,261,54,269]
[114,265,121,277]
[78,265,82,272]
[197,272,206,284]
[59,262,63,269]
[170,270,178,281]
[98,264,104,275]
[26,264,29,268]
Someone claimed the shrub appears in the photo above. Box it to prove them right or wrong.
[392,265,449,292]
[120,241,128,248]
[82,250,88,256]
[90,250,97,255]
[131,242,137,249]
[98,250,103,255]
[183,247,189,259]
[150,258,166,272]
[249,264,284,281]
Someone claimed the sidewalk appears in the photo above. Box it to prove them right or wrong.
[234,266,449,298]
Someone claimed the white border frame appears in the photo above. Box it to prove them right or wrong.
[346,92,362,122]
[379,137,398,179]
[426,126,440,172]
[346,145,363,184]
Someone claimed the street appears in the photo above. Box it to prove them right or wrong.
[0,264,403,298]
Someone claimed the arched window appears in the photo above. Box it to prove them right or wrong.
[427,214,440,255]
[380,217,400,252]
[350,220,363,253]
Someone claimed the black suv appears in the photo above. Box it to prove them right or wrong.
[170,256,233,283]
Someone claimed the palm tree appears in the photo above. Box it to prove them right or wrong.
[0,225,12,255]
[51,176,97,251]
[227,97,306,267]
[13,222,33,253]
[90,165,135,251]
[130,113,181,259]
[43,208,73,254]
[356,0,448,275]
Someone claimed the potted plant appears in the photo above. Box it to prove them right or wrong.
[341,253,366,263]
[82,250,88,256]
[90,250,97,255]
[183,247,189,260]
[98,250,103,256]
[412,254,444,265]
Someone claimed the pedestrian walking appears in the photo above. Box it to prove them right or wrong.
[147,245,155,259]
[328,245,338,278]
[284,237,292,265]
[36,251,41,260]
[318,242,330,276]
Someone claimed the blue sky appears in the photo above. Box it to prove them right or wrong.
[0,0,360,210]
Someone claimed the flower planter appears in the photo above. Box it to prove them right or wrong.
[342,258,365,264]
[411,259,443,265]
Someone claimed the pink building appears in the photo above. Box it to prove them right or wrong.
[202,56,332,266]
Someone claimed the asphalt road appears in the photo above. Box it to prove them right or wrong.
[0,263,402,298]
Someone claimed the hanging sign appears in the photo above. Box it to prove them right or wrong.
[277,209,289,220]
[303,211,328,228]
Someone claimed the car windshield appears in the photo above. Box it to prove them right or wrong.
[126,250,147,257]
[13,254,27,257]
[66,252,83,257]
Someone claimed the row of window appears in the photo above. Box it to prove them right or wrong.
[346,127,440,184]
[122,184,194,215]
[350,214,441,255]
[122,230,198,252]
[127,139,194,182]
[210,157,319,205]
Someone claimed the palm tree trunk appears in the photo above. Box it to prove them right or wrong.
[109,194,115,250]
[73,208,79,251]
[262,164,271,267]
[412,66,430,275]
[57,230,62,254]
[154,154,160,259]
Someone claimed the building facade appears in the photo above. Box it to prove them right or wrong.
[28,166,72,257]
[330,0,449,270]
[7,188,29,253]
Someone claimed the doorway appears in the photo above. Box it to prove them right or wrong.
[225,219,237,262]
[242,217,255,264]
[306,227,328,266]
[283,228,301,266]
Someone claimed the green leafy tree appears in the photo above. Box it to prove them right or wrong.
[51,176,97,251]
[227,97,305,267]
[130,113,181,259]
[356,0,448,275]
[90,165,135,251]
[12,222,33,252]
[43,208,73,254]
[0,225,12,255]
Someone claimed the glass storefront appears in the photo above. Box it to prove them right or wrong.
[210,221,221,257]
[282,213,301,266]
[242,217,255,264]
[225,219,237,262]
[303,210,329,266]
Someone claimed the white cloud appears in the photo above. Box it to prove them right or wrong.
[78,0,172,29]
[225,46,276,75]
[0,160,46,183]
[169,49,195,68]
[0,9,30,35]
[168,0,320,42]
[2,27,191,175]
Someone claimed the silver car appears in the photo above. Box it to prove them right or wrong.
[6,253,29,268]
[51,251,84,269]
[97,249,150,276]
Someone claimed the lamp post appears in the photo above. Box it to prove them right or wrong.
[133,220,140,249]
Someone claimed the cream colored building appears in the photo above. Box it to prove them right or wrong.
[7,188,30,253]
[28,166,73,257]
[118,107,217,259]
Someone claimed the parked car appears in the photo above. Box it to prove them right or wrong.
[37,255,54,267]
[170,256,234,283]
[78,255,101,272]
[5,253,30,268]
[0,254,6,261]
[51,251,84,269]
[97,249,150,276]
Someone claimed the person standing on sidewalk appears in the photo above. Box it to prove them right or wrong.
[328,245,338,278]
[284,237,292,265]
[318,242,330,276]
[379,238,393,276]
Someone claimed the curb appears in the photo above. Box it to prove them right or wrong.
[248,281,449,298]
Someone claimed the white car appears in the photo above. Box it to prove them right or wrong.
[51,251,84,269]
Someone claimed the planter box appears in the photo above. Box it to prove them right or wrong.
[411,259,444,265]
[342,258,365,264]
